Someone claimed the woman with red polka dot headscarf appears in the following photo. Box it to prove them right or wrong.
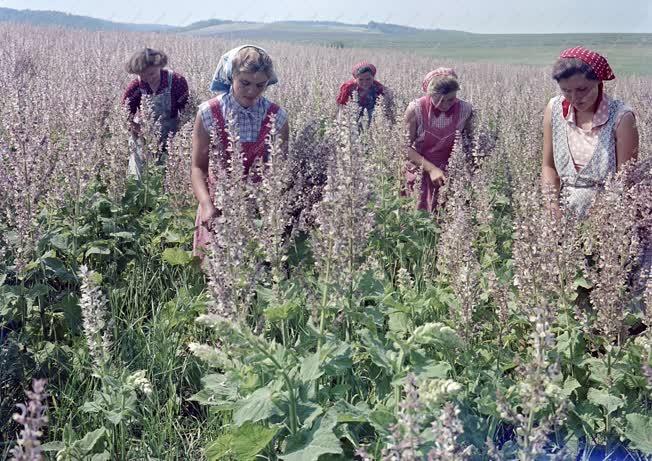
[542,46,639,218]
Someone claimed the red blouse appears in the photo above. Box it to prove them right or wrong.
[122,69,189,117]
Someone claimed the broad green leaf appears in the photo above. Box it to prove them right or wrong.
[85,246,110,257]
[41,441,66,452]
[206,423,278,460]
[264,298,300,322]
[300,352,324,383]
[587,388,624,415]
[561,377,582,398]
[624,413,652,454]
[280,410,342,461]
[369,406,395,436]
[388,310,409,334]
[233,386,281,426]
[109,231,135,240]
[75,428,107,453]
[332,400,370,423]
[320,340,353,377]
[49,233,69,251]
[190,373,239,407]
[206,433,234,460]
[359,330,393,371]
[573,277,593,289]
[414,361,452,379]
[162,247,192,266]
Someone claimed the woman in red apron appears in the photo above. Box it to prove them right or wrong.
[337,61,394,126]
[191,45,289,254]
[404,68,474,211]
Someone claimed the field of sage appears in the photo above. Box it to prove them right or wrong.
[1,23,651,460]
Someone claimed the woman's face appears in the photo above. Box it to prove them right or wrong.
[138,65,162,86]
[355,71,374,91]
[431,91,458,112]
[232,71,269,108]
[558,73,600,112]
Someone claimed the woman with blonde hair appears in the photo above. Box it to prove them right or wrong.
[191,45,289,254]
[404,68,474,211]
[122,47,189,178]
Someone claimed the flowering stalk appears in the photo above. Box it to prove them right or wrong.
[10,379,48,461]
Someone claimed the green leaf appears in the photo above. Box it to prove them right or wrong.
[49,233,69,251]
[300,352,324,383]
[233,386,281,426]
[414,361,452,379]
[162,247,192,266]
[624,413,652,454]
[388,310,409,334]
[109,231,135,240]
[561,377,581,398]
[359,330,393,371]
[280,410,342,461]
[573,276,592,289]
[587,388,624,415]
[75,428,107,454]
[206,423,279,460]
[265,301,299,322]
[85,246,110,257]
[41,441,66,452]
[332,400,370,423]
[190,374,239,407]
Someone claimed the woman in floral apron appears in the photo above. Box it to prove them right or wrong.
[542,46,638,218]
[191,45,289,254]
[541,47,649,308]
[404,68,474,212]
[122,48,189,179]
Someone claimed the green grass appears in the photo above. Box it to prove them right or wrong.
[189,25,652,75]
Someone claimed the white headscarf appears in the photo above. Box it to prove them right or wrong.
[209,44,279,93]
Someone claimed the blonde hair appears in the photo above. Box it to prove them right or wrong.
[231,46,275,79]
[125,48,168,74]
[427,75,460,95]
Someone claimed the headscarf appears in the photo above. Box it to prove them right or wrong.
[351,61,377,77]
[559,46,615,81]
[559,47,613,117]
[422,67,458,93]
[209,44,279,93]
[337,61,384,106]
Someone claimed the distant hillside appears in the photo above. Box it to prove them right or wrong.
[0,7,465,40]
[0,7,174,32]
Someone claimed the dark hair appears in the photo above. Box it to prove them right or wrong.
[428,76,460,95]
[355,66,374,77]
[551,57,598,81]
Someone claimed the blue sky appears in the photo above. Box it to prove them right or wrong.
[1,0,650,33]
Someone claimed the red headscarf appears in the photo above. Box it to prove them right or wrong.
[337,61,384,106]
[559,47,614,117]
[559,46,615,81]
[422,67,458,93]
[351,61,377,77]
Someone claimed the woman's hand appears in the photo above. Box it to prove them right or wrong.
[429,167,446,187]
[129,120,141,137]
[198,200,218,225]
